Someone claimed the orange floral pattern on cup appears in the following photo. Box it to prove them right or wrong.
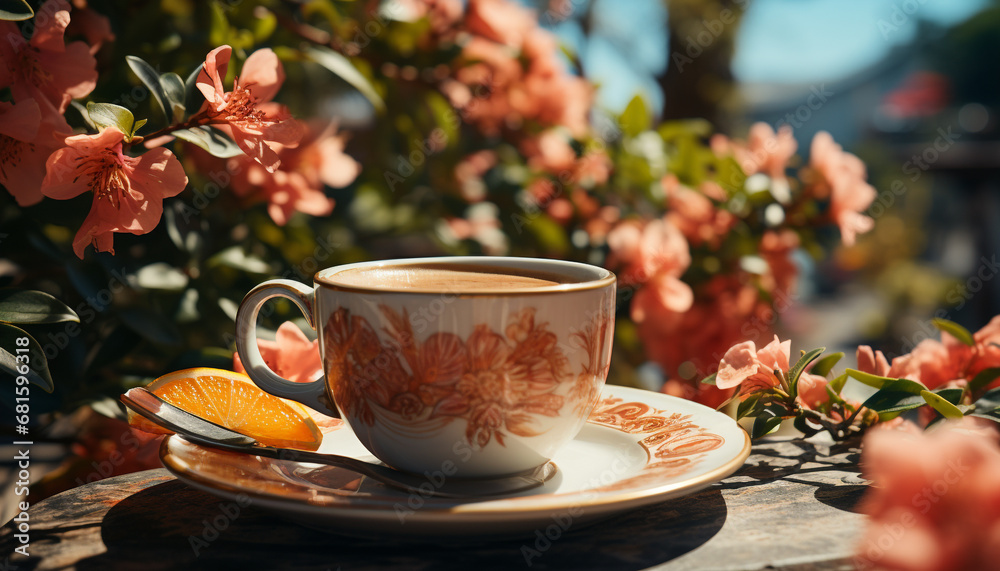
[324,305,611,448]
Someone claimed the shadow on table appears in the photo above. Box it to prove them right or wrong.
[715,437,868,514]
[74,480,726,570]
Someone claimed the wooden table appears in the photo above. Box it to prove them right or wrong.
[0,437,866,570]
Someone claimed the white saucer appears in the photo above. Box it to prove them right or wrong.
[160,385,751,538]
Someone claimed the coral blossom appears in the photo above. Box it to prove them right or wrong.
[234,321,323,383]
[810,131,877,246]
[857,345,892,377]
[0,0,97,114]
[0,98,67,206]
[450,0,592,138]
[711,123,796,200]
[606,217,694,324]
[716,335,791,395]
[663,175,735,248]
[40,127,188,258]
[225,122,359,225]
[196,46,304,172]
[857,419,1000,571]
[885,318,1000,393]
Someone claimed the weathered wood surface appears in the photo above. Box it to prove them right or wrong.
[0,437,866,571]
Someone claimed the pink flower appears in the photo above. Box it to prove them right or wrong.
[810,131,877,246]
[888,338,968,390]
[65,5,115,55]
[711,123,796,194]
[233,321,322,383]
[796,372,830,410]
[40,127,188,258]
[759,229,800,299]
[0,98,68,206]
[454,149,497,201]
[885,318,1000,394]
[663,175,735,248]
[195,46,304,172]
[520,129,575,174]
[857,345,891,377]
[225,122,358,225]
[607,217,694,330]
[856,419,1000,571]
[443,203,508,255]
[396,0,463,34]
[465,0,536,48]
[607,218,690,284]
[571,150,611,187]
[968,315,1000,385]
[716,335,791,394]
[0,0,97,114]
[746,123,797,182]
[451,1,591,138]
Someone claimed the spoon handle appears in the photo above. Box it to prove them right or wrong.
[122,387,553,498]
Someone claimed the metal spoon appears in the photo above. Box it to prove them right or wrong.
[121,387,556,499]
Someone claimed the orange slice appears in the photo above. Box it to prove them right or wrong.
[127,367,323,451]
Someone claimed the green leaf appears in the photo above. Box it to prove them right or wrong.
[0,323,54,392]
[87,102,135,136]
[132,118,147,134]
[828,372,848,395]
[126,55,171,122]
[932,387,964,405]
[0,290,79,325]
[921,390,964,419]
[736,394,762,420]
[932,318,974,346]
[787,347,825,396]
[304,46,386,112]
[810,352,844,377]
[861,390,925,416]
[970,387,1000,419]
[751,414,783,439]
[173,126,244,158]
[184,63,206,117]
[969,367,1000,394]
[0,0,33,20]
[847,368,927,394]
[824,383,847,406]
[749,403,787,439]
[700,372,717,386]
[620,95,650,137]
[208,246,272,274]
[160,72,187,123]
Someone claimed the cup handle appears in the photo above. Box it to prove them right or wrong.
[234,279,336,417]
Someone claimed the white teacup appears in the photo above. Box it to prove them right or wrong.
[235,256,616,477]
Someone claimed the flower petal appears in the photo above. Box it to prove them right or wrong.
[128,147,188,200]
[30,0,71,53]
[716,340,758,390]
[757,335,791,372]
[197,45,232,109]
[240,48,284,104]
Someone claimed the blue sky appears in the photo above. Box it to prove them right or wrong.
[554,0,990,112]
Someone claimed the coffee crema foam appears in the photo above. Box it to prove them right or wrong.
[326,264,570,291]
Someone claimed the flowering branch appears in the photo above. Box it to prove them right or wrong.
[709,317,1000,441]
